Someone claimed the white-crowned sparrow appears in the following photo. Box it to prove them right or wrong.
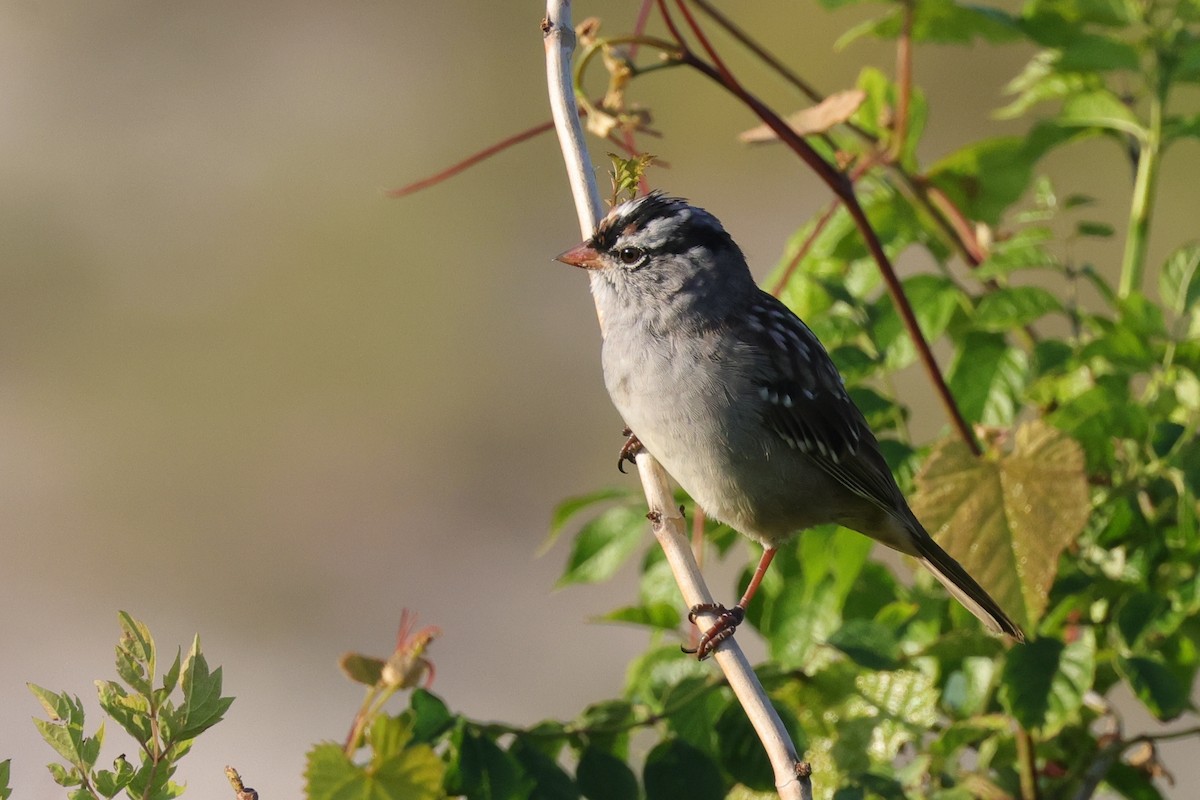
[558,192,1024,658]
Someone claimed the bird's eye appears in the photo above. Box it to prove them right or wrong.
[617,247,647,267]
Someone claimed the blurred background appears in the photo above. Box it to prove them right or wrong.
[1,1,1196,797]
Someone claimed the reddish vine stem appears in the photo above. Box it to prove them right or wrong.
[387,121,555,198]
[768,158,875,297]
[892,1,914,163]
[658,0,980,454]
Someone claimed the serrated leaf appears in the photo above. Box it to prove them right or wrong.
[643,738,725,800]
[947,331,1028,426]
[556,504,647,587]
[370,714,414,762]
[34,718,85,767]
[305,739,444,800]
[46,762,81,787]
[175,639,234,741]
[911,421,1090,630]
[999,628,1095,734]
[28,684,78,723]
[95,680,152,743]
[159,649,182,698]
[115,612,155,695]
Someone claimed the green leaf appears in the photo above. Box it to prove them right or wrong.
[999,629,1095,734]
[942,656,999,718]
[339,653,386,687]
[410,689,455,744]
[1058,90,1146,139]
[95,680,152,743]
[574,747,638,800]
[158,648,182,701]
[556,505,647,587]
[750,526,873,668]
[509,738,579,800]
[28,684,81,724]
[115,612,155,696]
[0,759,10,800]
[714,700,803,791]
[93,756,136,799]
[600,602,680,630]
[927,126,1076,224]
[575,701,636,756]
[1159,242,1200,315]
[370,714,413,762]
[853,669,938,758]
[911,422,1091,631]
[643,739,724,800]
[543,487,633,554]
[1116,656,1192,721]
[1103,761,1167,800]
[946,331,1028,426]
[305,738,444,800]
[974,286,1064,330]
[175,637,233,741]
[870,274,963,370]
[827,619,902,670]
[1076,221,1115,238]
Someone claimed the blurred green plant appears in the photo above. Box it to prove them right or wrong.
[25,612,232,800]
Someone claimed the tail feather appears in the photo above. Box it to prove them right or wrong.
[912,533,1025,642]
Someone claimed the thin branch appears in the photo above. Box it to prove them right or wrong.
[689,0,823,104]
[544,5,811,798]
[386,122,555,198]
[1017,725,1042,800]
[892,1,914,164]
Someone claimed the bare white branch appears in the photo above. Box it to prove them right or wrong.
[543,4,810,798]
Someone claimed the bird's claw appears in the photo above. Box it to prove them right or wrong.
[617,427,643,474]
[682,603,746,660]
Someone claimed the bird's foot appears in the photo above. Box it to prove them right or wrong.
[617,427,643,473]
[682,603,746,661]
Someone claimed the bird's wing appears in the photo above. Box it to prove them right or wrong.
[739,294,906,516]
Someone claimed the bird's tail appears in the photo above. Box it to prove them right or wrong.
[912,530,1025,642]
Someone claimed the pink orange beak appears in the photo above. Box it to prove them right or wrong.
[555,242,603,270]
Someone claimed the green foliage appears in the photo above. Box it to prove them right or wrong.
[26,613,231,800]
[524,1,1200,797]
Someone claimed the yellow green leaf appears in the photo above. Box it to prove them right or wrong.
[911,421,1090,630]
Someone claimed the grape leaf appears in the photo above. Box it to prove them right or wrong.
[910,421,1090,630]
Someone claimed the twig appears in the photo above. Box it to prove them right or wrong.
[1016,725,1042,800]
[543,5,811,799]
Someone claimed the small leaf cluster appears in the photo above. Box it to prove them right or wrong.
[26,612,233,800]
